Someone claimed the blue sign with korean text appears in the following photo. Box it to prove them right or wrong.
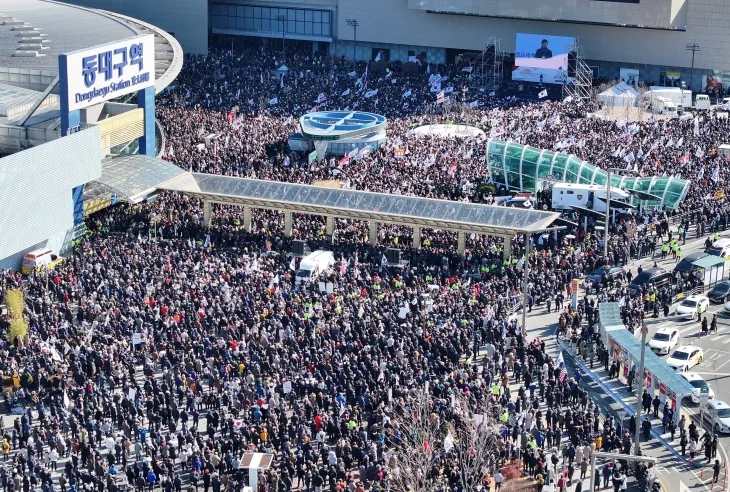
[59,34,155,112]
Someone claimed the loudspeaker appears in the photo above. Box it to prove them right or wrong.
[292,240,306,255]
[386,248,401,264]
[567,51,577,78]
[485,44,495,57]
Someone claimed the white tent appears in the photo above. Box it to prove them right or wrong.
[597,82,639,108]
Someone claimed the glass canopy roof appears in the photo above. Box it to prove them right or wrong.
[158,173,560,236]
[486,139,690,210]
[599,302,695,397]
[91,155,188,203]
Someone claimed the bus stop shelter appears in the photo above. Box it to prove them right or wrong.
[692,255,726,287]
[598,302,695,425]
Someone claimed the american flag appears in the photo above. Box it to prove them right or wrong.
[557,351,567,383]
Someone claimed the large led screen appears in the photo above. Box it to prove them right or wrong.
[512,34,575,84]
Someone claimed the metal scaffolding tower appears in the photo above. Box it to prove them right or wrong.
[562,40,593,103]
[470,37,503,92]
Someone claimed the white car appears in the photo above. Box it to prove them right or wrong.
[701,400,730,434]
[723,299,730,313]
[647,327,679,355]
[679,372,715,403]
[676,295,709,319]
[666,345,704,372]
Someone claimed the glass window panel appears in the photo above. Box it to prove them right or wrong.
[551,154,568,181]
[287,19,295,32]
[244,17,253,30]
[253,17,261,30]
[523,175,536,192]
[304,22,312,34]
[237,6,246,16]
[507,172,521,190]
[211,4,221,15]
[288,9,296,19]
[313,10,321,22]
[609,174,622,188]
[244,6,253,17]
[321,21,330,36]
[504,143,523,172]
[537,151,554,178]
[225,5,233,16]
[237,17,247,29]
[296,9,305,21]
[592,169,607,186]
[261,7,270,19]
[579,162,595,184]
[270,8,278,18]
[296,21,305,33]
[312,23,322,35]
[565,157,581,183]
[253,7,261,18]
[261,18,271,31]
[212,16,227,28]
[521,156,537,186]
[489,162,506,187]
[631,177,650,192]
[305,10,313,21]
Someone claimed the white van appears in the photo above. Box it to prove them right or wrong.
[295,250,335,284]
[695,94,711,111]
[708,239,730,260]
[21,248,61,275]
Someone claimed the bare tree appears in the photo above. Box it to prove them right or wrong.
[387,390,500,492]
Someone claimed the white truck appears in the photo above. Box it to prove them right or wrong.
[650,96,677,117]
[551,183,630,213]
[295,250,335,284]
[695,94,711,111]
[647,87,692,113]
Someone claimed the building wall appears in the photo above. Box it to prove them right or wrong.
[335,0,727,73]
[0,126,101,270]
[64,0,209,54]
[407,0,687,29]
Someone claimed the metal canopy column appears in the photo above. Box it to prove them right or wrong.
[284,212,293,237]
[412,227,422,249]
[325,216,335,243]
[369,221,378,246]
[503,236,512,259]
[457,232,466,256]
[243,207,252,232]
[203,202,212,228]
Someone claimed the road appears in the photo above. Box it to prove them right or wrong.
[523,226,730,492]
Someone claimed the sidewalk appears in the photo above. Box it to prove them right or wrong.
[557,336,699,464]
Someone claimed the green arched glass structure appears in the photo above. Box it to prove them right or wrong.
[486,140,690,210]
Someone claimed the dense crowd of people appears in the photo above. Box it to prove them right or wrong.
[2,44,730,492]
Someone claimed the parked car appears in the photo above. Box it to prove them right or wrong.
[628,268,672,295]
[647,327,679,355]
[709,281,730,303]
[586,266,624,288]
[666,345,704,372]
[701,399,730,433]
[675,295,709,320]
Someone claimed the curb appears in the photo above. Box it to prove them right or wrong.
[658,478,669,492]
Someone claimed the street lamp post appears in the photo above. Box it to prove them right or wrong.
[346,19,359,66]
[686,43,700,91]
[276,15,286,59]
[604,167,637,262]
[634,323,648,455]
